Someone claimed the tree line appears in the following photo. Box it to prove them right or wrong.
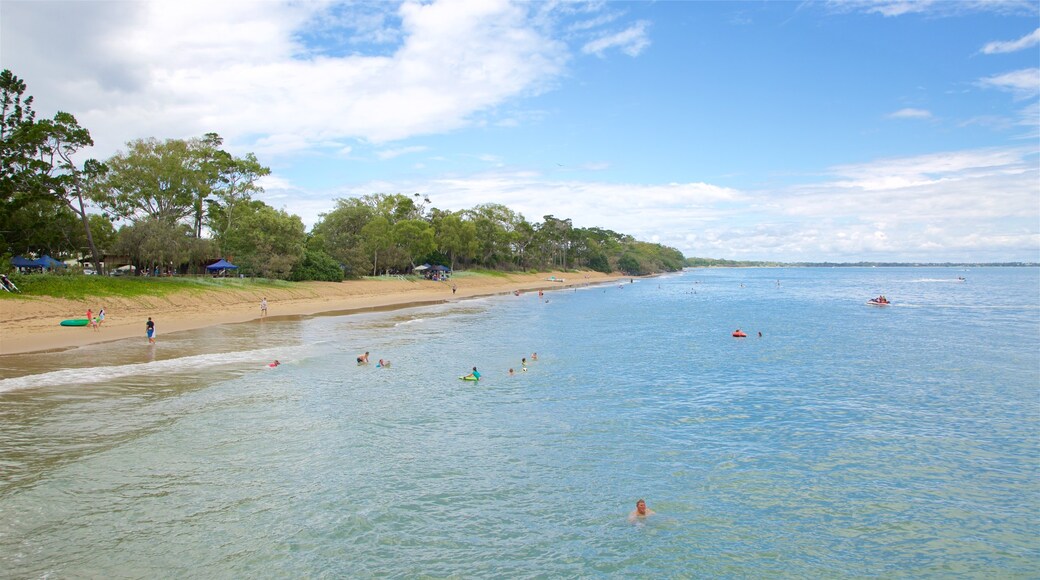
[1,69,684,280]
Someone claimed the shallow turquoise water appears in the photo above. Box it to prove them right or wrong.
[1,267,1037,577]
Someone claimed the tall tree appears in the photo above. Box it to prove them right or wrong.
[0,70,104,269]
[38,113,105,273]
[219,200,305,279]
[200,134,269,239]
[94,137,200,224]
[435,212,478,271]
[360,216,392,275]
[391,218,435,270]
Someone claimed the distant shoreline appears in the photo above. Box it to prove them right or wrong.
[685,261,1039,268]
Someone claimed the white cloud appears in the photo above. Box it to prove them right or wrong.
[887,108,933,119]
[1,0,572,158]
[828,0,1039,17]
[582,21,651,57]
[377,146,428,160]
[982,27,1040,54]
[978,68,1040,99]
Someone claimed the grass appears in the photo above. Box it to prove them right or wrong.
[452,268,511,278]
[0,273,293,300]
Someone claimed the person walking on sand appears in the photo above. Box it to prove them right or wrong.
[260,297,268,319]
[97,307,105,328]
[452,283,457,295]
[628,499,655,522]
[86,308,97,331]
[146,317,156,344]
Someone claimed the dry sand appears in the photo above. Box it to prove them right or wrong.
[0,271,624,356]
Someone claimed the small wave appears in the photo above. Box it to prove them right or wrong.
[394,318,425,326]
[0,344,318,393]
[912,278,967,283]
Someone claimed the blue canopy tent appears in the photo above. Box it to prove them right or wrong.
[11,255,65,271]
[206,259,238,274]
[11,256,41,268]
[38,255,66,269]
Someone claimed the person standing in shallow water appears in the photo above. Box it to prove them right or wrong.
[146,317,156,344]
[260,297,268,319]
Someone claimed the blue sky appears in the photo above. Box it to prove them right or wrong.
[2,0,1037,262]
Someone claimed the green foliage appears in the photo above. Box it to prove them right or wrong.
[218,200,305,279]
[617,253,643,275]
[392,219,435,268]
[289,248,344,282]
[0,69,102,265]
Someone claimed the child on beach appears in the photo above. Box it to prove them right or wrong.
[97,308,105,327]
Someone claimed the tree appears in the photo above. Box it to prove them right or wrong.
[467,203,520,268]
[434,212,478,271]
[114,217,194,274]
[219,200,305,279]
[202,136,270,239]
[360,216,392,275]
[391,219,435,270]
[0,70,103,269]
[289,248,344,282]
[39,114,105,273]
[94,137,200,224]
[312,197,376,278]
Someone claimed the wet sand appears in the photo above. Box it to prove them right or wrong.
[0,271,622,356]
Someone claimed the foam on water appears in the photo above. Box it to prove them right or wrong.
[0,342,323,392]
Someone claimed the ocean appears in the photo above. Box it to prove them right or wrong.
[1,267,1037,577]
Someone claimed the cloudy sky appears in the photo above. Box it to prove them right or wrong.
[2,0,1037,262]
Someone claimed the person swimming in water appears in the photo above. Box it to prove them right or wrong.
[268,360,280,368]
[463,366,481,380]
[357,351,370,364]
[628,499,655,522]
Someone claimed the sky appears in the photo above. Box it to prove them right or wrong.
[1,0,1038,262]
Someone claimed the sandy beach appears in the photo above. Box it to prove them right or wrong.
[0,271,623,356]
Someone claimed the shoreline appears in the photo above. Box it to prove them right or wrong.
[0,271,626,357]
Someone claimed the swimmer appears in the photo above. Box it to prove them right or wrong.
[521,358,528,371]
[531,352,538,361]
[508,368,515,376]
[268,360,280,368]
[464,366,481,380]
[357,351,370,364]
[628,499,655,522]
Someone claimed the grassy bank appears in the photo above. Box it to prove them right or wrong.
[0,273,294,300]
